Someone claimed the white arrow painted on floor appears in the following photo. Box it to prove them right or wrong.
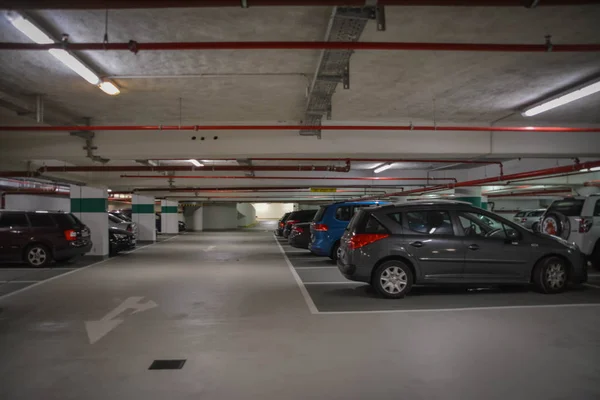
[85,296,157,344]
[203,245,216,252]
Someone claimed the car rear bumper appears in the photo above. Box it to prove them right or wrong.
[289,236,309,249]
[110,240,136,254]
[55,241,92,259]
[337,257,371,283]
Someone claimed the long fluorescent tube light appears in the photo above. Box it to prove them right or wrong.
[523,79,600,117]
[188,159,203,167]
[9,15,53,44]
[374,163,393,174]
[48,49,100,85]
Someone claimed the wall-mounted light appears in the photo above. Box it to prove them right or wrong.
[522,78,600,117]
[373,163,393,174]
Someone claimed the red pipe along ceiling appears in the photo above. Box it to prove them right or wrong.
[7,0,598,9]
[3,41,600,53]
[1,125,600,132]
[119,175,458,182]
[39,163,350,173]
[349,160,600,201]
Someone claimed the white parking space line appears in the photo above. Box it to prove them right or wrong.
[203,245,216,252]
[294,266,339,270]
[273,235,318,314]
[584,283,600,289]
[318,303,600,315]
[0,235,181,301]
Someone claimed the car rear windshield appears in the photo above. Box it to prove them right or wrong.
[349,211,388,234]
[313,206,327,222]
[547,200,585,217]
[52,213,83,229]
[527,210,545,217]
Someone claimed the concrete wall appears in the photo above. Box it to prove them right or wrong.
[252,203,294,219]
[202,203,237,230]
[237,203,257,227]
[490,199,555,218]
[3,194,69,211]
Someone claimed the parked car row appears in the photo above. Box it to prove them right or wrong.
[0,210,137,267]
[277,196,598,300]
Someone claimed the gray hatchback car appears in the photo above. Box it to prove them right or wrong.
[337,200,587,299]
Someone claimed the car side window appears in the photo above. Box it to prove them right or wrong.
[0,213,29,228]
[28,213,56,227]
[458,211,519,240]
[406,211,454,236]
[363,215,388,234]
[335,206,352,221]
[594,200,600,217]
[387,212,402,225]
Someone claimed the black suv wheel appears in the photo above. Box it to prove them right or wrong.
[372,260,414,299]
[25,244,51,267]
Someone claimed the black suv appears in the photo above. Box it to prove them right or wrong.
[338,200,587,299]
[282,209,318,238]
[0,210,92,267]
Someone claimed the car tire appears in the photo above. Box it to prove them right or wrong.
[372,260,414,299]
[24,244,51,267]
[533,256,569,294]
[329,241,340,261]
[531,222,539,232]
[591,241,600,271]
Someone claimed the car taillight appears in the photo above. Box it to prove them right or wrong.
[348,233,389,250]
[578,218,593,233]
[279,222,284,227]
[293,226,304,233]
[286,219,299,226]
[64,229,77,241]
[313,223,328,231]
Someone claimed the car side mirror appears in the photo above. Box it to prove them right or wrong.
[505,229,520,243]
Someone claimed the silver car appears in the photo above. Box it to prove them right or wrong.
[513,209,545,231]
[337,200,587,299]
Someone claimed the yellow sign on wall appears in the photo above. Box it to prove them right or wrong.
[310,188,337,193]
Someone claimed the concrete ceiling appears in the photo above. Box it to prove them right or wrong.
[0,4,599,200]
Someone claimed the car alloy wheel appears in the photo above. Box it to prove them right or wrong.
[545,262,566,290]
[27,246,48,267]
[380,266,408,295]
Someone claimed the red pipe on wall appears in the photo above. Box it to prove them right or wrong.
[1,125,599,132]
[7,0,598,9]
[119,175,457,181]
[3,41,599,53]
[350,160,600,201]
[486,188,571,198]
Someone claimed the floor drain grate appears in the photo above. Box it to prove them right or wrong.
[149,359,186,370]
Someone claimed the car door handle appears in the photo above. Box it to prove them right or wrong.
[409,241,424,248]
[468,244,480,251]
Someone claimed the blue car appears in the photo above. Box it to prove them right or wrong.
[309,200,389,260]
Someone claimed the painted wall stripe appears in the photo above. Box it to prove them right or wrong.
[161,206,178,213]
[70,198,107,213]
[132,204,155,214]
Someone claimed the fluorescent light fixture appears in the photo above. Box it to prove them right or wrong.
[523,79,600,117]
[374,163,393,174]
[188,159,203,167]
[99,81,120,95]
[580,166,600,172]
[107,189,112,192]
[8,14,53,44]
[48,49,100,85]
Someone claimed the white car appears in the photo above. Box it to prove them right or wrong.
[513,209,545,231]
[540,195,600,269]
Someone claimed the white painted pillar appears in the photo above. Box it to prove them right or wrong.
[192,207,203,231]
[455,187,485,209]
[70,185,108,257]
[575,186,600,197]
[161,200,179,234]
[132,194,156,243]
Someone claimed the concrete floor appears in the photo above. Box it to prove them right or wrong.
[1,224,599,399]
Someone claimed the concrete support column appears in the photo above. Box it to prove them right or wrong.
[132,194,156,243]
[70,185,108,257]
[575,186,600,197]
[454,187,486,209]
[161,200,179,234]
